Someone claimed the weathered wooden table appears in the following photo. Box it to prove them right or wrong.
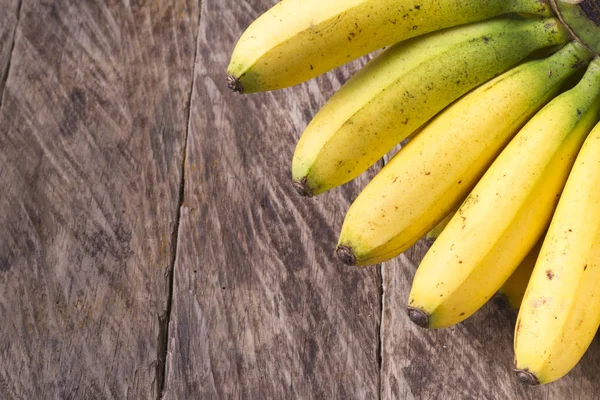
[2,1,600,398]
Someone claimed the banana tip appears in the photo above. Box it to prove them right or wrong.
[514,368,540,386]
[336,245,357,266]
[293,177,313,197]
[407,306,430,328]
[492,293,511,309]
[227,74,243,93]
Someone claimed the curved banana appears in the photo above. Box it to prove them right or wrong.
[407,58,600,330]
[291,16,569,197]
[496,237,543,309]
[514,120,600,386]
[335,41,591,266]
[227,0,553,93]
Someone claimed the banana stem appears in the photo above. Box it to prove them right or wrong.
[551,0,600,55]
[512,0,555,16]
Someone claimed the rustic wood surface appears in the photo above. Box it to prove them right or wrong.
[160,0,381,398]
[0,0,199,398]
[0,0,20,98]
[2,0,600,399]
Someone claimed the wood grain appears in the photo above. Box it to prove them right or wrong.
[161,0,381,398]
[0,0,20,99]
[0,1,199,398]
[381,241,600,399]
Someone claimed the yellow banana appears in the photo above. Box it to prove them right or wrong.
[496,237,543,309]
[407,58,600,330]
[425,208,457,242]
[335,41,591,266]
[292,16,569,197]
[514,120,600,386]
[227,0,553,93]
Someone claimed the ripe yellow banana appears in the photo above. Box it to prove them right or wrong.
[227,0,553,93]
[514,120,600,386]
[496,237,543,309]
[407,58,600,330]
[335,41,592,266]
[292,16,569,197]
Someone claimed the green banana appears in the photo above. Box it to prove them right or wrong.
[514,119,600,386]
[335,41,591,266]
[227,0,553,93]
[496,236,543,309]
[425,208,457,242]
[292,16,570,197]
[407,58,600,329]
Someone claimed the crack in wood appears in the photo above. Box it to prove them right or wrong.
[156,2,203,398]
[378,263,384,400]
[377,155,388,400]
[0,0,23,111]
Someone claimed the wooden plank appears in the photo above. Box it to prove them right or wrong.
[0,1,199,398]
[0,0,20,98]
[381,241,600,399]
[162,0,381,398]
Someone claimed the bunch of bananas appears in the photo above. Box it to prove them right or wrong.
[228,0,600,386]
